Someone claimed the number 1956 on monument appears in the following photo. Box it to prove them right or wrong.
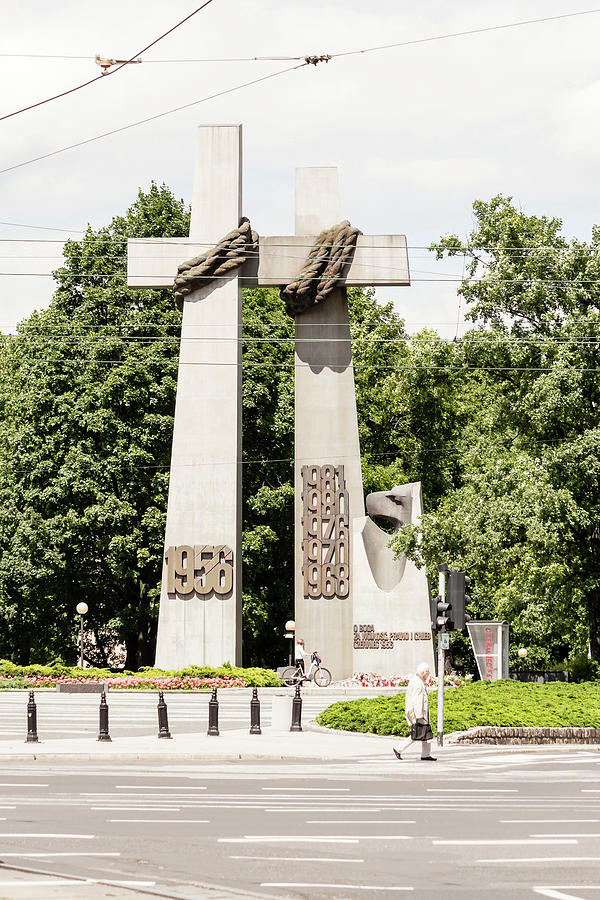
[165,545,234,597]
[301,464,350,599]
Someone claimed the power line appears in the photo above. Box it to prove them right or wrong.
[5,7,598,70]
[0,234,599,254]
[0,54,94,60]
[3,434,593,475]
[0,222,84,234]
[0,52,303,63]
[330,7,600,60]
[5,316,600,331]
[3,9,598,175]
[0,62,307,177]
[2,356,599,372]
[4,271,600,287]
[0,0,217,122]
[4,334,600,348]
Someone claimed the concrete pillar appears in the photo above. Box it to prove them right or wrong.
[154,125,242,668]
[293,168,365,681]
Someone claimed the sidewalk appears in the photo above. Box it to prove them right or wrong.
[0,722,396,761]
[1,723,598,761]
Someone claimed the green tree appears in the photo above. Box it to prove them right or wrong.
[0,183,189,666]
[241,288,294,666]
[392,195,600,666]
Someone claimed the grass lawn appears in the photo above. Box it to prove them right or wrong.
[315,679,600,736]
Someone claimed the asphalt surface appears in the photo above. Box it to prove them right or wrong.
[0,690,361,742]
[0,748,599,899]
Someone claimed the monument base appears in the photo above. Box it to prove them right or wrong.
[351,484,435,678]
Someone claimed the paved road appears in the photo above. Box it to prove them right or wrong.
[0,747,599,899]
[0,690,356,741]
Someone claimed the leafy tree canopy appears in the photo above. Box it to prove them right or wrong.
[392,195,600,666]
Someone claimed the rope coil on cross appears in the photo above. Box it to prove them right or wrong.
[173,217,258,311]
[173,218,361,316]
[280,220,361,316]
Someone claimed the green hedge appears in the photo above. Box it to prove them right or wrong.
[316,680,600,736]
[0,660,282,688]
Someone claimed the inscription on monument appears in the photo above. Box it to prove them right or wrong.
[354,623,431,649]
[165,545,233,597]
[301,464,349,599]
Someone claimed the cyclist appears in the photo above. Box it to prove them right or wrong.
[294,637,309,673]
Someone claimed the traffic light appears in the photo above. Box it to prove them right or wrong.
[447,570,471,630]
[431,595,453,633]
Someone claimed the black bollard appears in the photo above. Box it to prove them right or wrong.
[249,687,261,735]
[97,690,112,742]
[157,691,172,739]
[290,682,302,732]
[26,690,39,743]
[207,687,219,736]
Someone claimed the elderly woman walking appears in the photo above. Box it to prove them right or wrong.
[393,662,437,761]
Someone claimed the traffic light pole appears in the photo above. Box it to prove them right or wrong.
[437,567,446,747]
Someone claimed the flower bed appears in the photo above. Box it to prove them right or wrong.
[0,660,282,690]
[331,672,472,688]
[0,675,248,691]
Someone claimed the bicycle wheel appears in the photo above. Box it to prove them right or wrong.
[281,666,300,686]
[314,666,332,687]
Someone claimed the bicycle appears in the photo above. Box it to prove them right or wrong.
[282,651,332,687]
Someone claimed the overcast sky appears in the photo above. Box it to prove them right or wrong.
[1,0,599,337]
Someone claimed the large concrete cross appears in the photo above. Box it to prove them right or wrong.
[127,125,409,673]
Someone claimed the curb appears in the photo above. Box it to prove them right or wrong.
[306,720,393,740]
[448,725,600,745]
[307,721,600,748]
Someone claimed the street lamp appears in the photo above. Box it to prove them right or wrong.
[284,619,296,667]
[518,647,527,676]
[76,602,88,668]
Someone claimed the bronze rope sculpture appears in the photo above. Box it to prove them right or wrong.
[281,220,362,317]
[173,216,258,311]
[172,217,360,315]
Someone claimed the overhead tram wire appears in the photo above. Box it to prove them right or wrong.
[3,7,599,173]
[0,52,304,63]
[0,62,309,177]
[0,0,218,122]
[0,222,85,233]
[4,269,600,286]
[0,234,599,254]
[328,7,600,60]
[6,7,598,69]
[2,354,600,372]
[3,432,593,476]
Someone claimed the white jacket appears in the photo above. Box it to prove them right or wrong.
[404,674,429,725]
[295,643,308,661]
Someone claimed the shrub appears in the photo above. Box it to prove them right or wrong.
[316,680,600,736]
[0,659,282,689]
[567,654,600,684]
